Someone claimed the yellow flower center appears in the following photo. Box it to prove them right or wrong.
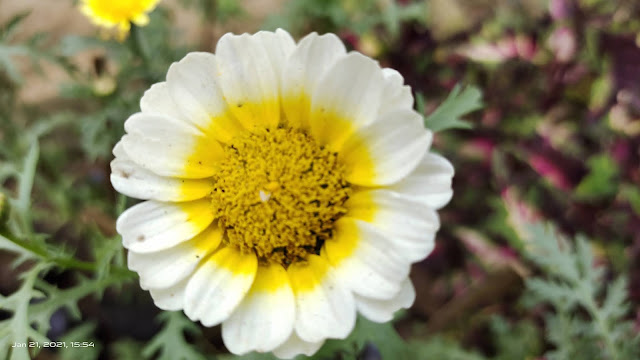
[211,128,352,266]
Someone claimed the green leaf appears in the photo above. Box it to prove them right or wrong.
[110,339,145,360]
[525,278,579,309]
[59,323,101,360]
[620,184,640,215]
[519,222,639,360]
[423,84,483,132]
[28,276,114,335]
[0,233,36,266]
[408,337,486,360]
[218,352,279,360]
[0,263,50,360]
[0,262,124,360]
[600,277,629,320]
[544,313,598,360]
[381,1,426,38]
[490,316,541,360]
[0,12,31,41]
[142,312,206,360]
[314,316,408,359]
[574,154,619,200]
[0,43,28,83]
[589,71,613,110]
[521,223,579,281]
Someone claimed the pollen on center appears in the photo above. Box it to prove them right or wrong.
[210,127,352,266]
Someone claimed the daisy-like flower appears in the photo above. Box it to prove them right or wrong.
[80,0,160,39]
[111,29,454,358]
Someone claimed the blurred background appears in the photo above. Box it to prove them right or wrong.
[1,0,639,359]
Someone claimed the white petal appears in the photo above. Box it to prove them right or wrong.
[184,247,257,327]
[309,52,385,149]
[272,332,325,359]
[122,113,223,179]
[252,29,296,90]
[281,32,347,129]
[378,68,414,116]
[339,109,432,186]
[345,190,440,262]
[139,82,186,121]
[149,277,189,311]
[165,52,245,143]
[110,142,211,202]
[324,218,410,300]
[215,32,284,131]
[112,138,128,158]
[117,199,214,253]
[124,111,202,139]
[222,264,295,355]
[128,226,223,290]
[288,255,356,343]
[356,278,416,323]
[386,152,455,209]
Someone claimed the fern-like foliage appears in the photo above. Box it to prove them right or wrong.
[0,265,123,360]
[142,311,206,360]
[521,223,640,360]
[0,264,50,360]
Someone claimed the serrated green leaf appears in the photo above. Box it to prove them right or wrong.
[520,222,637,360]
[0,263,50,360]
[525,278,578,309]
[142,312,206,360]
[600,277,628,320]
[574,236,602,290]
[0,233,37,266]
[28,276,114,335]
[59,323,101,360]
[545,314,598,360]
[423,84,483,132]
[490,316,541,360]
[522,223,580,281]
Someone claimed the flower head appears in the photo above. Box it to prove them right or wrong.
[111,29,454,358]
[80,0,160,39]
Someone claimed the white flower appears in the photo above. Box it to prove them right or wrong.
[111,29,454,358]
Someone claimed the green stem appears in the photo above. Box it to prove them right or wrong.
[14,140,38,235]
[584,298,619,360]
[0,226,134,279]
[129,25,150,66]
